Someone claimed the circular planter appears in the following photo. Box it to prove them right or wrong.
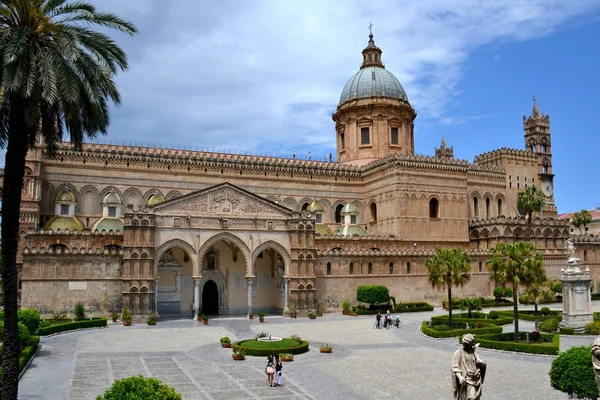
[320,348,332,353]
[259,317,265,323]
[232,355,245,361]
[221,343,232,348]
[281,357,293,362]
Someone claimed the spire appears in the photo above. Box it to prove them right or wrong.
[361,24,383,69]
[532,96,540,117]
[441,136,447,148]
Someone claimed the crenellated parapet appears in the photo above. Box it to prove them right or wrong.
[473,147,538,168]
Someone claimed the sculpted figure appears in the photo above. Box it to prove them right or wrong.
[565,237,576,261]
[452,333,486,400]
[591,335,600,397]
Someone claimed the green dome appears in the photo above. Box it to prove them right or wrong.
[147,193,165,205]
[45,216,84,231]
[315,224,333,236]
[92,217,124,233]
[55,190,76,203]
[306,200,325,214]
[341,204,359,215]
[334,225,368,237]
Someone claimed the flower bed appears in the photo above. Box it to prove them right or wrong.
[38,318,107,336]
[232,338,309,357]
[469,332,559,355]
[421,321,502,338]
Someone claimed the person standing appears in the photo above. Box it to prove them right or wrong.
[308,151,311,160]
[266,354,275,387]
[451,334,486,400]
[274,354,283,387]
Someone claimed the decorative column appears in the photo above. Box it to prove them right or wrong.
[561,240,593,332]
[246,277,254,316]
[154,279,159,313]
[283,278,289,314]
[193,279,200,319]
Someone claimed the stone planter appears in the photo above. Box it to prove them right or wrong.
[309,316,316,319]
[232,354,245,361]
[111,318,117,323]
[221,343,232,348]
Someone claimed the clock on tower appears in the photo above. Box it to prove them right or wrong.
[542,180,553,198]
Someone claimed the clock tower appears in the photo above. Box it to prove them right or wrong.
[523,98,557,215]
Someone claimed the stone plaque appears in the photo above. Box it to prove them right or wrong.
[182,274,192,290]
[69,281,87,291]
[234,274,242,289]
[262,273,270,289]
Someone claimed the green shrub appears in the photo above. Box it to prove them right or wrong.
[539,318,559,333]
[342,300,351,312]
[585,322,600,335]
[530,330,541,342]
[356,285,389,306]
[17,309,41,335]
[496,310,562,323]
[434,324,450,331]
[474,332,559,355]
[18,322,31,346]
[560,327,575,335]
[39,320,51,329]
[122,307,132,324]
[96,375,182,400]
[220,337,231,344]
[550,346,598,399]
[74,302,86,321]
[232,339,310,357]
[430,314,513,326]
[50,311,68,324]
[38,318,107,336]
[421,321,502,339]
[488,310,499,319]
[540,307,550,316]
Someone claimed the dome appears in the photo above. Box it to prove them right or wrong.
[339,66,408,106]
[92,217,124,233]
[102,192,121,205]
[147,193,165,205]
[55,190,76,203]
[44,216,84,231]
[315,224,333,236]
[341,204,359,215]
[306,200,325,214]
[334,225,368,237]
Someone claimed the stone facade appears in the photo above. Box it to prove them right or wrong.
[4,33,597,317]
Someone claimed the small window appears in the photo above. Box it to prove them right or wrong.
[349,262,354,275]
[368,54,372,62]
[391,127,399,145]
[108,206,117,218]
[542,164,548,174]
[429,198,439,218]
[497,199,503,216]
[473,197,479,218]
[530,145,535,152]
[340,133,345,150]
[350,215,357,224]
[335,204,344,224]
[389,262,394,274]
[584,250,588,262]
[301,203,309,212]
[315,214,322,223]
[509,182,512,189]
[368,262,373,274]
[361,127,370,145]
[478,261,482,272]
[541,144,547,152]
[517,183,520,189]
[370,203,377,222]
[485,198,490,219]
[326,262,331,276]
[540,127,545,132]
[60,204,69,215]
[407,262,411,274]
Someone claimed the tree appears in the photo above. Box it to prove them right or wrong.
[519,278,552,316]
[549,345,598,399]
[356,285,389,307]
[487,241,545,341]
[0,3,136,398]
[425,248,471,328]
[517,186,545,224]
[572,209,593,235]
[459,298,482,319]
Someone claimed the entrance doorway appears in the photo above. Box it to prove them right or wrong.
[202,280,219,315]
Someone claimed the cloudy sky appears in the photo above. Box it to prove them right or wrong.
[76,1,600,211]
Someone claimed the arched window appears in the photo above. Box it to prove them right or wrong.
[429,198,439,218]
[407,262,411,274]
[473,197,479,218]
[315,214,322,223]
[370,202,377,222]
[368,262,373,274]
[368,54,372,62]
[530,144,535,152]
[326,262,331,276]
[301,202,309,212]
[389,262,394,274]
[541,144,547,153]
[497,199,503,216]
[349,262,354,275]
[335,204,344,224]
[478,261,482,272]
[485,198,490,219]
[340,133,345,150]
[584,250,587,262]
[542,164,548,174]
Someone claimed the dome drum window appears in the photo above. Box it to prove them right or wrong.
[390,127,399,145]
[360,127,370,145]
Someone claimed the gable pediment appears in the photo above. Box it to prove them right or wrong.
[152,183,293,219]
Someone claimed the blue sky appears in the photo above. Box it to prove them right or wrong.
[5,1,600,214]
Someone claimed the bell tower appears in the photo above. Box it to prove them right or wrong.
[523,97,557,215]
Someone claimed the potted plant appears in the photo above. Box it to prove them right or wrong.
[288,303,297,318]
[320,343,332,353]
[232,348,246,361]
[197,311,204,322]
[258,312,266,323]
[202,315,209,325]
[220,337,232,348]
[316,307,323,317]
[248,312,254,320]
[110,312,118,323]
[146,313,157,326]
[280,353,294,362]
[122,307,133,326]
[342,300,350,315]
[308,312,316,319]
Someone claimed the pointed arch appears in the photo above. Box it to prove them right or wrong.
[251,240,293,277]
[78,185,101,215]
[154,238,197,276]
[283,197,297,211]
[197,232,251,277]
[166,190,182,200]
[123,187,143,208]
[143,189,164,204]
[99,186,123,200]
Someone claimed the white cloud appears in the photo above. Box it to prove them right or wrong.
[87,0,600,155]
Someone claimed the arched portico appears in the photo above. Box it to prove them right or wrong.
[197,269,229,314]
[154,239,196,316]
[197,232,251,276]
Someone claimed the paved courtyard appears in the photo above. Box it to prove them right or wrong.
[18,306,598,400]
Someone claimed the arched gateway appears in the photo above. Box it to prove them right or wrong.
[121,182,314,316]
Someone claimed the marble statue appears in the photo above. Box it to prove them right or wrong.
[566,238,576,261]
[591,335,600,398]
[452,334,486,400]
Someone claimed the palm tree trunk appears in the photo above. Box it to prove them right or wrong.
[2,96,30,400]
[448,283,453,329]
[513,282,519,342]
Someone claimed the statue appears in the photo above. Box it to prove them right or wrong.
[591,335,600,397]
[565,237,576,261]
[452,333,486,400]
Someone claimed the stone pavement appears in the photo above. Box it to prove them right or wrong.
[18,305,600,400]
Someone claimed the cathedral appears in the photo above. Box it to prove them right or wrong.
[8,33,599,317]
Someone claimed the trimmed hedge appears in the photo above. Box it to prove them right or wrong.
[497,310,562,323]
[430,313,513,327]
[559,327,575,335]
[354,302,434,315]
[97,375,182,399]
[421,321,502,338]
[472,332,560,355]
[232,339,310,357]
[38,318,107,336]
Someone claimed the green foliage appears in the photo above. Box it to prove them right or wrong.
[434,324,450,331]
[308,313,316,318]
[572,210,593,234]
[421,321,503,339]
[255,331,269,339]
[493,287,513,298]
[38,318,107,336]
[530,330,541,342]
[585,322,600,335]
[496,310,561,323]
[122,307,133,324]
[342,300,351,312]
[459,298,482,318]
[233,339,310,357]
[539,318,559,333]
[550,346,598,399]
[257,312,266,318]
[17,309,41,335]
[220,337,231,344]
[290,334,302,341]
[559,327,575,335]
[474,332,559,355]
[540,307,550,316]
[488,310,499,320]
[430,313,513,326]
[39,320,51,329]
[146,313,157,325]
[356,285,389,306]
[50,311,68,325]
[354,302,434,315]
[279,353,294,360]
[551,282,563,294]
[389,296,396,307]
[74,303,86,321]
[18,322,30,346]
[96,375,182,400]
[517,186,546,223]
[233,348,246,357]
[0,336,41,382]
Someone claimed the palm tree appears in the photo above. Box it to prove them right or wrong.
[0,3,136,398]
[487,241,545,341]
[519,276,551,316]
[517,186,546,224]
[425,248,471,328]
[572,209,593,235]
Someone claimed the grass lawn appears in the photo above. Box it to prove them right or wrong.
[238,339,301,349]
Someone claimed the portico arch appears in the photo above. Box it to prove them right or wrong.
[197,232,251,277]
[154,238,197,276]
[251,240,292,276]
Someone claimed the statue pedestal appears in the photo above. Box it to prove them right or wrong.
[561,258,593,333]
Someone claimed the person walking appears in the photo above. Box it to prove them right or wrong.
[266,354,276,387]
[274,354,283,387]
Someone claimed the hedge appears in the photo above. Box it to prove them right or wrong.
[497,310,562,323]
[232,339,310,357]
[38,318,107,336]
[356,285,389,306]
[354,302,434,315]
[97,375,182,400]
[444,298,512,308]
[472,332,560,355]
[0,336,40,381]
[421,321,502,339]
[591,293,600,301]
[430,313,513,327]
[559,327,575,335]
